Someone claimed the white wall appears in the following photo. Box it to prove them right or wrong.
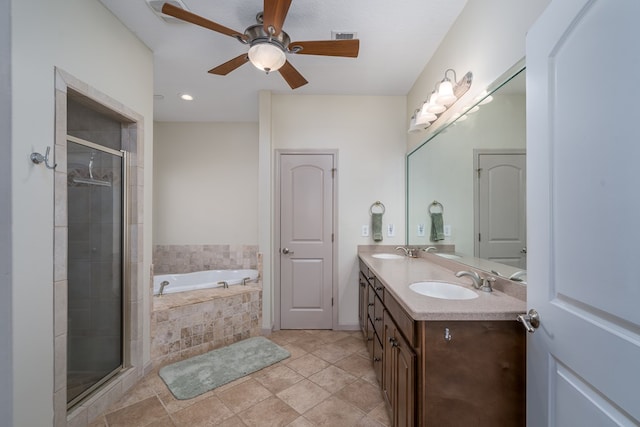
[266,95,407,328]
[153,122,259,245]
[407,0,551,152]
[10,0,153,424]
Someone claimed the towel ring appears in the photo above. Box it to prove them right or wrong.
[429,200,444,214]
[370,201,385,215]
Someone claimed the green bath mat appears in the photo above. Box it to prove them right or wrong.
[159,336,290,400]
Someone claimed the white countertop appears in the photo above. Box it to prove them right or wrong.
[359,249,526,322]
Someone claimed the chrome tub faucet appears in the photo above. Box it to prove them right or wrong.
[158,280,170,296]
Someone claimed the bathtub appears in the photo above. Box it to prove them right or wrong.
[153,269,259,295]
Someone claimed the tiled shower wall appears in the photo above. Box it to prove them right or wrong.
[153,244,259,275]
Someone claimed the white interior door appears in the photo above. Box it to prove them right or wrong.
[476,151,526,268]
[527,0,640,425]
[279,153,334,329]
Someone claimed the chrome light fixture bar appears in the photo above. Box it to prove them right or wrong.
[409,69,473,133]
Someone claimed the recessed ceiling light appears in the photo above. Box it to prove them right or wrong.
[179,93,194,101]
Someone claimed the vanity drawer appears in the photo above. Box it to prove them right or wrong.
[373,277,385,301]
[385,293,415,347]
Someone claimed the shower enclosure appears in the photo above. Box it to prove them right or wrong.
[66,138,125,407]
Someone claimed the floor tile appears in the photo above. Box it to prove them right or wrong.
[104,396,168,427]
[335,379,384,412]
[237,396,299,427]
[170,394,234,426]
[218,378,273,414]
[312,342,354,364]
[308,365,357,393]
[303,396,366,426]
[334,352,375,378]
[252,364,305,394]
[276,379,330,414]
[285,353,329,377]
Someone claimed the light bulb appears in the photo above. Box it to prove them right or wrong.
[416,102,437,124]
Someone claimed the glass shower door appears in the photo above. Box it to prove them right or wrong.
[66,140,124,407]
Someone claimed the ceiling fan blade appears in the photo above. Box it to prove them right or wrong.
[208,54,250,75]
[279,61,308,89]
[289,40,360,58]
[262,0,292,36]
[161,3,244,39]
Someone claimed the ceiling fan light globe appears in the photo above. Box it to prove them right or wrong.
[248,42,286,73]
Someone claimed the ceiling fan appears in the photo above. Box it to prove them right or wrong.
[161,1,360,89]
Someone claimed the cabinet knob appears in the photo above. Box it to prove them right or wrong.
[373,357,381,362]
[375,317,382,322]
[375,286,383,291]
[388,337,398,347]
[368,303,374,307]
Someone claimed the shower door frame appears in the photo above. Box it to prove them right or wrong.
[65,135,129,409]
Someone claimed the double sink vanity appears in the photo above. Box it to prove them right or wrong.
[358,245,526,426]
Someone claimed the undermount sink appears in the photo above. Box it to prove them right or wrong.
[435,253,461,259]
[409,281,478,300]
[372,253,404,260]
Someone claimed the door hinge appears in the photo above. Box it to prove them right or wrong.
[332,297,334,306]
[476,168,482,178]
[331,168,337,178]
[331,233,334,242]
[478,233,481,242]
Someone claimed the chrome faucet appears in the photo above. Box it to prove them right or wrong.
[158,280,170,296]
[242,277,251,286]
[456,271,495,292]
[395,246,418,258]
[395,246,410,256]
[423,246,437,252]
[455,270,482,289]
[509,270,527,282]
[218,281,229,289]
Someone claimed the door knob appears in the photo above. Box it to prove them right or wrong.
[517,309,540,333]
[281,248,294,255]
[520,247,528,254]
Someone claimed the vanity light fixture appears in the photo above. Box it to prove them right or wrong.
[409,68,473,133]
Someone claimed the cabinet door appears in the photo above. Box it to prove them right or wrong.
[394,332,415,427]
[382,311,394,409]
[383,310,416,427]
[358,272,368,335]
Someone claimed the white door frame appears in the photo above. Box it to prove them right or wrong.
[473,148,526,259]
[273,149,338,330]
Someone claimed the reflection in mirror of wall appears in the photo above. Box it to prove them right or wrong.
[407,65,527,282]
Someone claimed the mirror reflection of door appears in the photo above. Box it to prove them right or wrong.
[474,150,526,269]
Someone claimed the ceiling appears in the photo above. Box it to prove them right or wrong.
[98,0,468,122]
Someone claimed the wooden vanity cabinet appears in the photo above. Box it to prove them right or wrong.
[358,260,525,427]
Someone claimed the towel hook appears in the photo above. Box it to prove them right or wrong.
[429,200,444,214]
[30,146,57,170]
[370,201,385,215]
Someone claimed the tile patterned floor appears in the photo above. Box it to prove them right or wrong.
[89,330,391,427]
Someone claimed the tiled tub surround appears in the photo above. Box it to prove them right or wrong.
[151,284,262,367]
[153,244,259,275]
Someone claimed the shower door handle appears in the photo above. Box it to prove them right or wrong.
[281,248,294,255]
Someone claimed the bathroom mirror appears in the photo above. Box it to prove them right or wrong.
[407,62,527,281]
